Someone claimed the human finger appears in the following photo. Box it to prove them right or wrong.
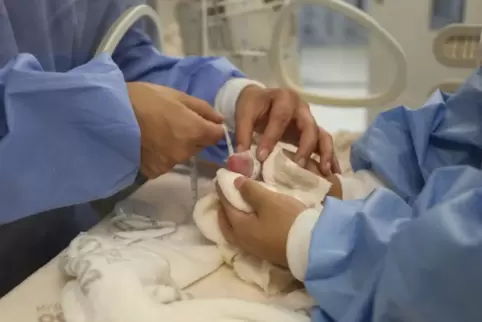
[317,127,335,176]
[234,102,256,153]
[215,183,251,230]
[197,121,225,146]
[292,106,318,168]
[188,111,225,146]
[331,155,342,174]
[180,94,224,124]
[235,177,274,213]
[282,149,322,177]
[257,90,296,161]
[217,206,236,245]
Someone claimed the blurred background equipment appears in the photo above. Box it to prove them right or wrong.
[154,0,482,132]
[176,0,300,88]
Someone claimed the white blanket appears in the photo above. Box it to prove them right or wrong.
[0,171,309,322]
[59,211,312,322]
[58,146,323,322]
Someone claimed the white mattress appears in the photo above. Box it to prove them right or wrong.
[0,169,281,322]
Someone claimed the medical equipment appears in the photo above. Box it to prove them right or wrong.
[269,0,407,107]
[175,0,407,108]
[429,23,482,94]
[176,0,300,87]
[365,0,482,117]
[434,24,482,68]
[95,5,164,56]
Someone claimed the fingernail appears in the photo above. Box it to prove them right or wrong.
[258,148,269,161]
[234,177,246,189]
[296,158,306,168]
[236,145,245,153]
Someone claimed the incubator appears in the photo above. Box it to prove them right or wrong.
[175,0,407,107]
[430,23,482,93]
[176,0,300,88]
[174,0,482,109]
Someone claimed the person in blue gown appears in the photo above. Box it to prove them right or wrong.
[0,0,340,295]
[219,67,482,322]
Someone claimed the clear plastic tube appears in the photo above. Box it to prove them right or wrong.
[190,124,234,211]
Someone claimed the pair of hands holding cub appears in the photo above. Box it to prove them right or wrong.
[129,82,339,178]
[218,150,342,268]
[128,81,340,268]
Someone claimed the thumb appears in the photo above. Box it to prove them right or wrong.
[197,119,225,146]
[234,177,273,212]
[180,94,224,124]
[184,108,225,146]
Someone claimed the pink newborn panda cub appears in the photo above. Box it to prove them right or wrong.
[226,149,261,179]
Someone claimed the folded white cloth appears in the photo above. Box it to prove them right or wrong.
[59,146,326,322]
[60,211,312,322]
[193,146,332,295]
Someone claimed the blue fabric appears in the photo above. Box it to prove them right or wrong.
[305,67,482,322]
[0,53,140,224]
[0,0,245,224]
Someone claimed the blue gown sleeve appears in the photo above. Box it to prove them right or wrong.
[350,68,482,203]
[111,27,246,165]
[306,167,482,322]
[0,53,140,224]
[112,27,246,107]
[304,68,482,322]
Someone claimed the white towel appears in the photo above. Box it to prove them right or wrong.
[59,146,325,322]
[193,146,331,295]
[60,213,311,322]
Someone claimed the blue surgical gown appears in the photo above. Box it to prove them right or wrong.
[305,68,482,322]
[0,0,244,224]
[0,0,243,294]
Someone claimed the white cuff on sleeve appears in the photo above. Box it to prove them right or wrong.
[286,208,320,281]
[214,78,266,131]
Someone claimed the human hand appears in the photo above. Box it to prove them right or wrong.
[235,85,341,176]
[217,177,307,267]
[127,82,224,179]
